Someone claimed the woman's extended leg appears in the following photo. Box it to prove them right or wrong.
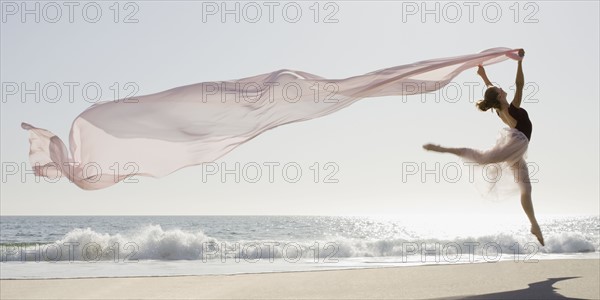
[422,144,508,164]
[511,159,544,246]
[423,144,545,246]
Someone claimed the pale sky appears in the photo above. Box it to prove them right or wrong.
[1,1,598,216]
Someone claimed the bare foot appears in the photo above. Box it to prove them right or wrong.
[531,224,545,246]
[423,143,444,152]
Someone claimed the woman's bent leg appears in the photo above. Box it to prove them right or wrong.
[512,159,544,246]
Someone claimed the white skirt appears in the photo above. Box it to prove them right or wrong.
[459,128,531,200]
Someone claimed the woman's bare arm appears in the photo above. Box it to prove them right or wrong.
[477,65,494,87]
[511,49,525,108]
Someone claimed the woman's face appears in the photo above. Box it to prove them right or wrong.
[495,87,508,107]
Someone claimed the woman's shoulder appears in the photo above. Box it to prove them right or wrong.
[509,102,527,114]
[497,107,518,128]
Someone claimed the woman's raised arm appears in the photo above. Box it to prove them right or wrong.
[477,65,494,87]
[511,49,525,108]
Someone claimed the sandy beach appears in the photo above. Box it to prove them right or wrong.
[1,259,598,300]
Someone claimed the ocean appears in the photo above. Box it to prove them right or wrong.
[1,215,598,279]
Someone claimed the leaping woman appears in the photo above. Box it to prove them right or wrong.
[423,49,544,246]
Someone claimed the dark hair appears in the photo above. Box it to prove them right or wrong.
[476,87,501,112]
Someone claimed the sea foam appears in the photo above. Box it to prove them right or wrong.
[1,225,596,262]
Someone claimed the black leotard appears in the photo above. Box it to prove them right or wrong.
[508,103,532,141]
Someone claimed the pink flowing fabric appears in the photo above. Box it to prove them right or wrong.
[22,47,522,190]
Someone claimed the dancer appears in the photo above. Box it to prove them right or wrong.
[423,49,544,246]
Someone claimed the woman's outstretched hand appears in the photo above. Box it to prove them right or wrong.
[505,49,525,61]
[477,65,486,77]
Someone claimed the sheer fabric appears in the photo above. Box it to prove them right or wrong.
[22,47,523,190]
[457,128,531,200]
